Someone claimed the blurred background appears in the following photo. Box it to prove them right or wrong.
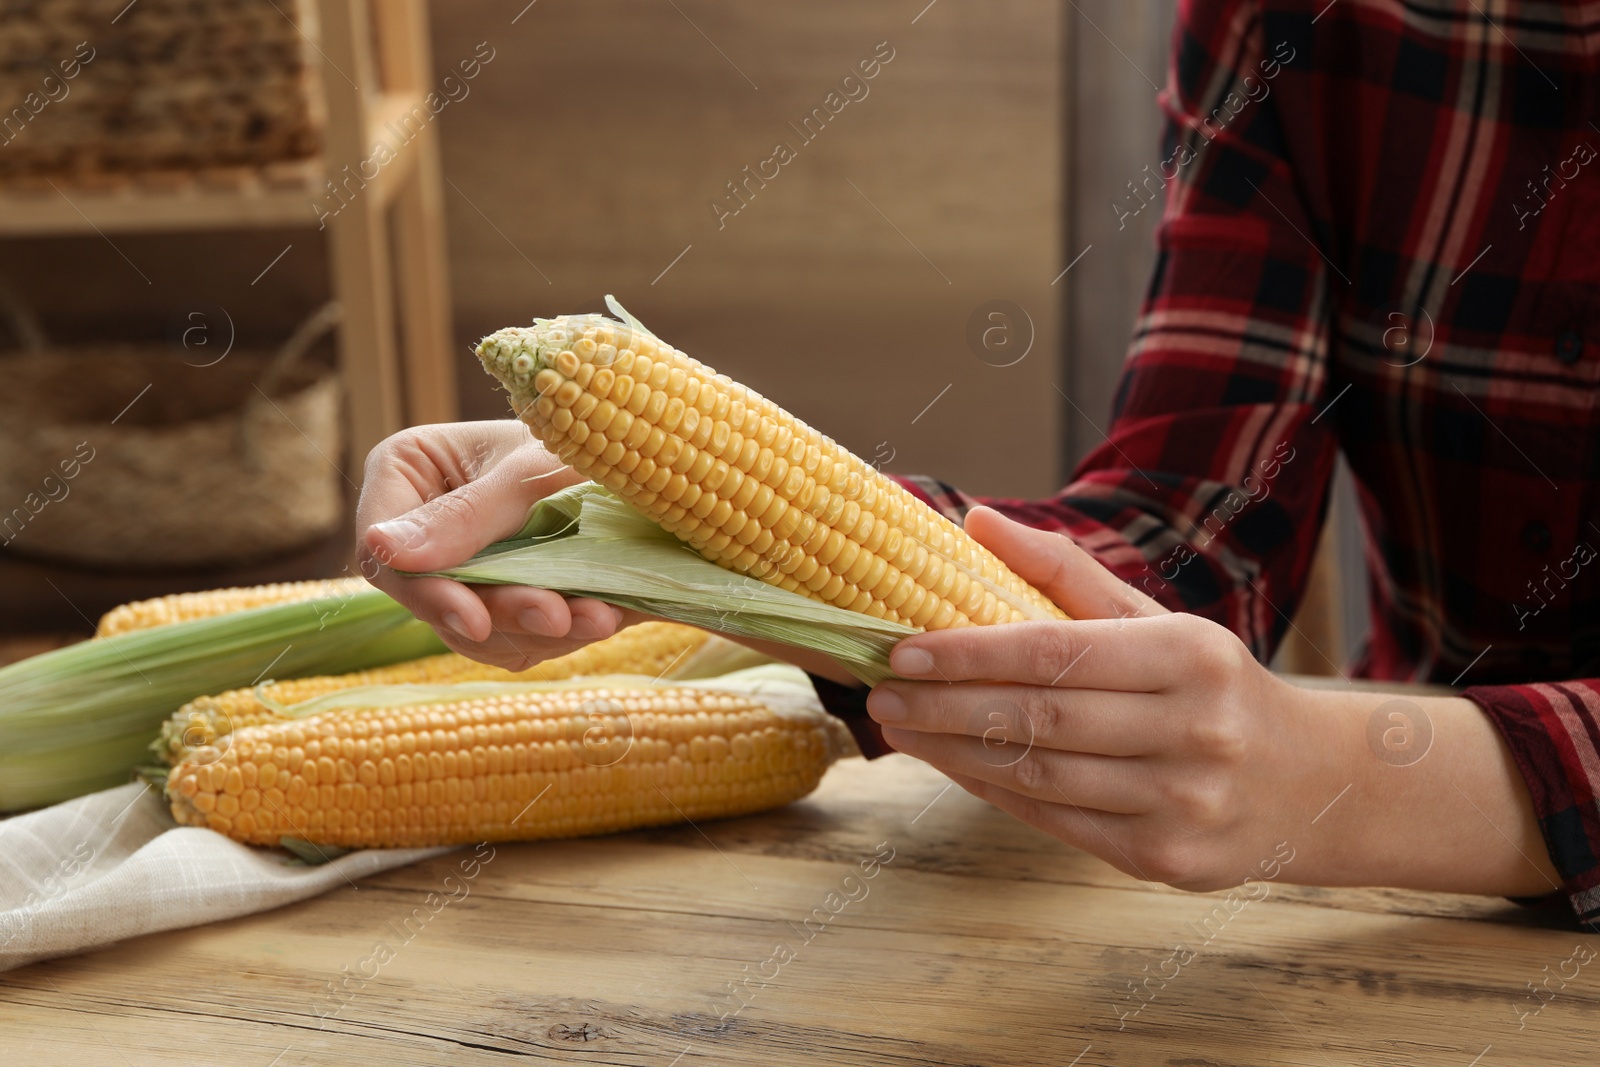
[0,0,1364,671]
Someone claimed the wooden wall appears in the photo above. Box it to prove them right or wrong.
[435,0,1066,499]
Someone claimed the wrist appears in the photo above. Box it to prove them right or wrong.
[1289,686,1558,896]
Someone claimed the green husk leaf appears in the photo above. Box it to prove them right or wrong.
[0,589,447,811]
[423,483,913,686]
[133,764,169,789]
[603,294,661,344]
[278,837,353,865]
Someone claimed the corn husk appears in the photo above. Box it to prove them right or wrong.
[0,589,445,811]
[427,483,915,685]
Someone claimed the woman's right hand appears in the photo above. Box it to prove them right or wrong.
[354,420,627,670]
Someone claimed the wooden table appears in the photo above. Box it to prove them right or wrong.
[0,754,1594,1065]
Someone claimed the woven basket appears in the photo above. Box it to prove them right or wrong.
[0,0,322,179]
[0,304,345,569]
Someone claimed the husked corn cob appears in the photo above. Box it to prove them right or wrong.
[477,310,1066,629]
[97,578,369,638]
[154,621,714,765]
[165,683,853,848]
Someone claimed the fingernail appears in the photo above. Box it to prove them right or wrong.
[518,606,558,636]
[569,615,605,642]
[890,646,936,677]
[866,687,907,722]
[372,519,425,551]
[442,612,472,641]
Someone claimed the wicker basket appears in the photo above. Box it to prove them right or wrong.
[0,304,345,569]
[0,0,322,179]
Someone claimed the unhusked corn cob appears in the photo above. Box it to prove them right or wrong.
[476,310,1066,630]
[97,578,369,638]
[3,581,446,813]
[165,683,853,848]
[154,621,714,765]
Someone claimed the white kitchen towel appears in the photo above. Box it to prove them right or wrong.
[0,782,450,972]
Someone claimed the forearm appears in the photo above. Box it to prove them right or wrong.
[1295,688,1558,896]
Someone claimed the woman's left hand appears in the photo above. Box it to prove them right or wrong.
[869,508,1561,897]
[867,507,1335,892]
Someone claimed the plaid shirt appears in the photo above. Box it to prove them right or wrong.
[839,0,1600,918]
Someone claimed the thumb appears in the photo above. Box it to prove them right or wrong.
[362,460,543,573]
[963,506,1169,622]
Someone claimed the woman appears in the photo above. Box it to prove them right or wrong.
[356,0,1598,918]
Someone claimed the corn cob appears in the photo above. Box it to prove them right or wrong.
[97,578,369,638]
[165,682,854,848]
[3,584,446,812]
[476,308,1066,630]
[154,621,715,765]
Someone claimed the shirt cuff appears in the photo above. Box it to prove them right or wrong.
[1463,681,1600,925]
[805,673,893,759]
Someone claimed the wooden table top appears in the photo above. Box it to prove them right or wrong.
[0,752,1594,1066]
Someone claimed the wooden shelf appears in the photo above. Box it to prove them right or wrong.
[0,1,457,471]
[0,93,425,237]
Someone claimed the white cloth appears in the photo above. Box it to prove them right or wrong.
[0,782,449,972]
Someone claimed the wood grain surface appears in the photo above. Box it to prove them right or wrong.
[2,754,1593,1066]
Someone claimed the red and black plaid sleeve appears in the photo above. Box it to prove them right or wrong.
[1466,683,1600,923]
[855,0,1600,920]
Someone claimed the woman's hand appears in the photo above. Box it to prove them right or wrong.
[867,508,1559,897]
[354,420,626,670]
